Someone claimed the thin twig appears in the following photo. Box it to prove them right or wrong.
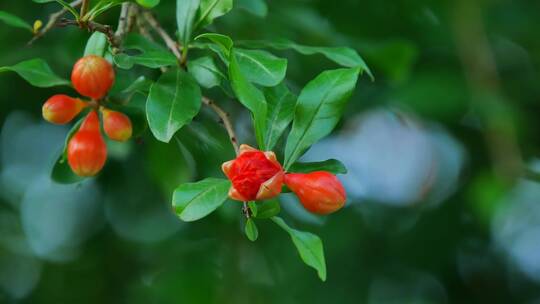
[141,11,182,63]
[27,0,82,45]
[202,97,240,154]
[58,18,120,49]
[114,3,130,40]
[80,0,90,19]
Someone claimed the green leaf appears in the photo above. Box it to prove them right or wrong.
[121,76,153,95]
[0,58,70,88]
[263,82,296,150]
[50,117,85,184]
[146,68,202,142]
[248,201,258,217]
[229,48,267,149]
[0,11,32,31]
[239,39,373,80]
[177,0,201,45]
[271,217,326,281]
[196,0,233,29]
[289,159,348,175]
[234,48,287,87]
[84,32,108,56]
[244,218,259,241]
[255,199,280,218]
[236,0,267,17]
[136,0,160,8]
[195,33,233,57]
[113,34,177,69]
[284,68,360,169]
[172,178,231,222]
[33,0,80,19]
[187,56,226,89]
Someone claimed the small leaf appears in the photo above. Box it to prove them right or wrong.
[239,39,373,79]
[84,32,108,57]
[121,76,153,95]
[0,11,32,31]
[263,82,296,150]
[187,56,226,89]
[172,178,231,222]
[245,218,259,241]
[272,216,326,281]
[177,0,201,45]
[289,159,347,175]
[248,201,258,217]
[136,0,160,8]
[284,68,360,169]
[0,58,70,88]
[50,117,85,184]
[234,48,287,87]
[196,0,233,28]
[195,33,233,57]
[229,48,267,149]
[255,199,280,218]
[146,68,202,142]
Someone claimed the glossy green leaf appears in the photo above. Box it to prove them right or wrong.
[50,118,85,184]
[177,0,201,45]
[255,199,280,218]
[245,218,259,241]
[146,68,202,142]
[236,0,267,17]
[172,178,231,222]
[136,0,160,8]
[113,34,176,69]
[0,11,32,31]
[195,33,233,57]
[187,56,226,88]
[263,82,296,150]
[289,159,348,175]
[196,0,233,28]
[229,48,267,149]
[272,216,326,281]
[284,68,359,169]
[121,76,153,95]
[0,58,70,88]
[33,0,79,19]
[239,39,372,79]
[84,32,108,57]
[234,48,287,87]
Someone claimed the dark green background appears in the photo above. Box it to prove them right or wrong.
[1,0,540,303]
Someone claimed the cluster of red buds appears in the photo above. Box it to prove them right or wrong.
[42,55,132,177]
[222,145,346,214]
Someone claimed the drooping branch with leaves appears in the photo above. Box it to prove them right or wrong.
[0,0,371,281]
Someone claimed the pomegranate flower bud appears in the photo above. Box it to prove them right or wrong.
[67,111,107,177]
[42,94,86,124]
[71,55,115,100]
[284,171,346,215]
[101,108,132,142]
[222,144,284,201]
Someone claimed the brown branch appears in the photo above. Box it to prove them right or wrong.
[141,11,183,63]
[202,97,240,154]
[27,0,82,45]
[57,18,120,50]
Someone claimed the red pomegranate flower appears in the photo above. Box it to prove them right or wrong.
[222,144,284,201]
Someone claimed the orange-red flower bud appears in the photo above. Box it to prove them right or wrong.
[101,108,132,142]
[222,144,284,201]
[71,55,115,100]
[284,171,346,215]
[67,111,107,177]
[42,94,85,124]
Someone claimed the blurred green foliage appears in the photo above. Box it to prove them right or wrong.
[1,0,540,303]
